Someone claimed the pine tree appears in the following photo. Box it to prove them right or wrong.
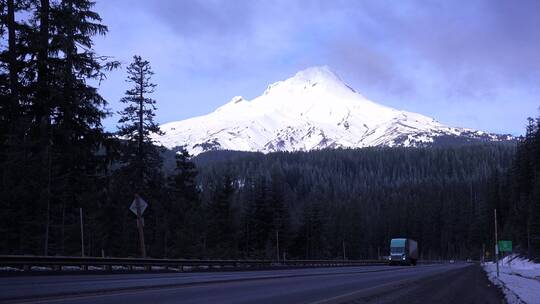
[169,150,199,202]
[0,0,27,253]
[0,0,51,255]
[117,55,163,193]
[47,0,118,255]
[113,55,164,258]
[0,0,117,255]
[206,174,236,258]
[267,174,291,260]
[163,149,203,258]
[251,176,273,257]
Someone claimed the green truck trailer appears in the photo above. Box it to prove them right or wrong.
[389,238,418,266]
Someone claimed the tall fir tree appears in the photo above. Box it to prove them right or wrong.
[117,55,163,194]
[46,0,118,256]
[206,174,236,258]
[0,0,116,255]
[163,149,203,258]
[114,55,164,257]
[267,174,291,260]
[0,0,29,253]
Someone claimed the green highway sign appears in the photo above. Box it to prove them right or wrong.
[498,240,512,252]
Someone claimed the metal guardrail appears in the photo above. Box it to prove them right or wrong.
[0,255,387,272]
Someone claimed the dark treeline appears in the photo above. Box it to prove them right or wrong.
[502,116,540,260]
[0,1,537,262]
[194,145,516,260]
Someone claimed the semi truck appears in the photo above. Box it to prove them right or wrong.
[389,238,418,265]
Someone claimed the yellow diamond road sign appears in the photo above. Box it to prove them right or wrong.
[130,196,148,216]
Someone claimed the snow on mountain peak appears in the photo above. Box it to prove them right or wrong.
[215,96,247,112]
[263,65,356,97]
[291,65,341,83]
[229,96,245,103]
[155,66,512,155]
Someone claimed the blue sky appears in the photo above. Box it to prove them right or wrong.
[93,0,540,136]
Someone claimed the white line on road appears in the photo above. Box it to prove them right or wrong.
[4,265,452,304]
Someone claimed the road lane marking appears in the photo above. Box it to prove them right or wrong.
[2,265,438,287]
[307,264,472,304]
[1,266,394,286]
[3,266,448,304]
[307,278,421,304]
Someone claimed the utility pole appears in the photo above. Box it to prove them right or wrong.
[494,209,499,277]
[276,230,280,263]
[527,221,531,259]
[482,243,485,264]
[80,208,85,257]
[342,240,346,260]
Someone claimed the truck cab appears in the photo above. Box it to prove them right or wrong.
[389,238,418,266]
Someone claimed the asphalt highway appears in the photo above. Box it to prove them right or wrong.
[0,263,504,304]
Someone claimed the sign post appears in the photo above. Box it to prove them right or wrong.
[80,208,84,257]
[276,230,280,263]
[494,209,499,277]
[481,243,485,264]
[130,194,148,258]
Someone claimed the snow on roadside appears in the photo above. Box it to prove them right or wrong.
[0,266,22,272]
[483,255,540,304]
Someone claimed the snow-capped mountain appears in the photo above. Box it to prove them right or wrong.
[154,66,512,155]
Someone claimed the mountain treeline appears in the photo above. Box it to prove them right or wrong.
[502,117,540,259]
[192,145,516,260]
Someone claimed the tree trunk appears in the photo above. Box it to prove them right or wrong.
[7,0,18,102]
[138,68,144,191]
[61,201,65,254]
[63,0,74,127]
[38,0,52,256]
[37,0,49,122]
